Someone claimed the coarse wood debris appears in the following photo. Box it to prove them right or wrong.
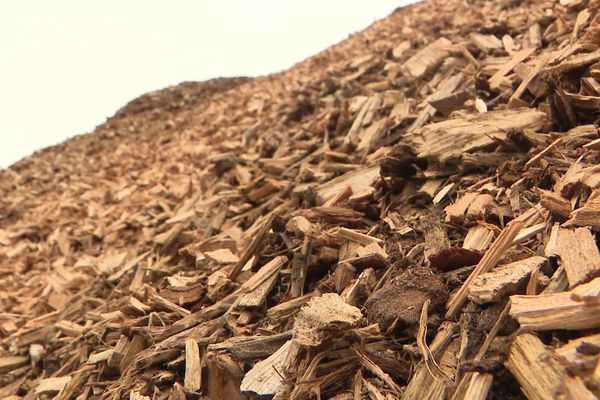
[2,0,600,399]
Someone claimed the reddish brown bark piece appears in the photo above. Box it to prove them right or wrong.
[428,247,484,272]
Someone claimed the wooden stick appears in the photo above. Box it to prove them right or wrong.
[229,214,274,280]
[184,338,201,392]
[446,220,523,318]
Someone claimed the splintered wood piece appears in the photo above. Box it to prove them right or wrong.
[285,215,313,235]
[403,37,452,79]
[508,55,549,109]
[87,349,114,364]
[107,251,149,283]
[573,8,591,39]
[345,94,383,146]
[475,97,488,113]
[236,267,280,309]
[529,23,542,48]
[544,225,600,287]
[392,40,410,59]
[446,220,523,318]
[537,188,571,219]
[418,179,445,201]
[159,294,236,341]
[463,225,494,251]
[466,194,495,221]
[544,49,600,75]
[54,366,92,400]
[363,379,386,400]
[509,276,600,331]
[122,296,152,316]
[29,343,45,366]
[98,251,128,274]
[266,293,313,321]
[204,248,239,264]
[302,206,363,223]
[421,215,450,260]
[293,293,363,347]
[333,227,382,246]
[0,356,28,373]
[555,332,600,367]
[433,182,455,204]
[584,137,600,150]
[341,268,377,306]
[562,375,596,400]
[208,332,292,362]
[345,251,387,275]
[334,262,357,293]
[564,191,600,228]
[247,178,281,202]
[389,98,411,124]
[409,73,465,132]
[505,333,566,400]
[489,47,535,90]
[160,283,204,306]
[290,237,312,297]
[525,137,561,167]
[416,299,440,377]
[184,338,201,392]
[107,335,130,369]
[452,373,493,400]
[541,266,569,295]
[35,376,73,395]
[148,292,191,317]
[322,184,353,208]
[513,222,546,244]
[240,340,296,395]
[469,33,503,52]
[411,108,545,162]
[129,391,151,400]
[403,339,458,400]
[554,163,600,198]
[205,352,247,400]
[314,165,380,205]
[119,334,146,372]
[469,256,547,304]
[357,118,388,153]
[444,192,484,223]
[229,214,274,280]
[238,255,287,294]
[354,349,402,395]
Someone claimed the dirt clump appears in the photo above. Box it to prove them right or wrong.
[365,266,448,333]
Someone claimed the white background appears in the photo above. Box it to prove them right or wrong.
[0,1,413,167]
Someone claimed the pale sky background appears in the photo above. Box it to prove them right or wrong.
[0,1,414,168]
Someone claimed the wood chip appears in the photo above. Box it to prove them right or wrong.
[293,293,363,347]
[544,224,600,287]
[505,333,566,400]
[469,256,547,304]
[510,276,600,331]
[184,338,201,392]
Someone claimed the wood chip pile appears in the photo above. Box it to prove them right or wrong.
[2,0,600,398]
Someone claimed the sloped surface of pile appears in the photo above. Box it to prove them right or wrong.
[3,0,600,399]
